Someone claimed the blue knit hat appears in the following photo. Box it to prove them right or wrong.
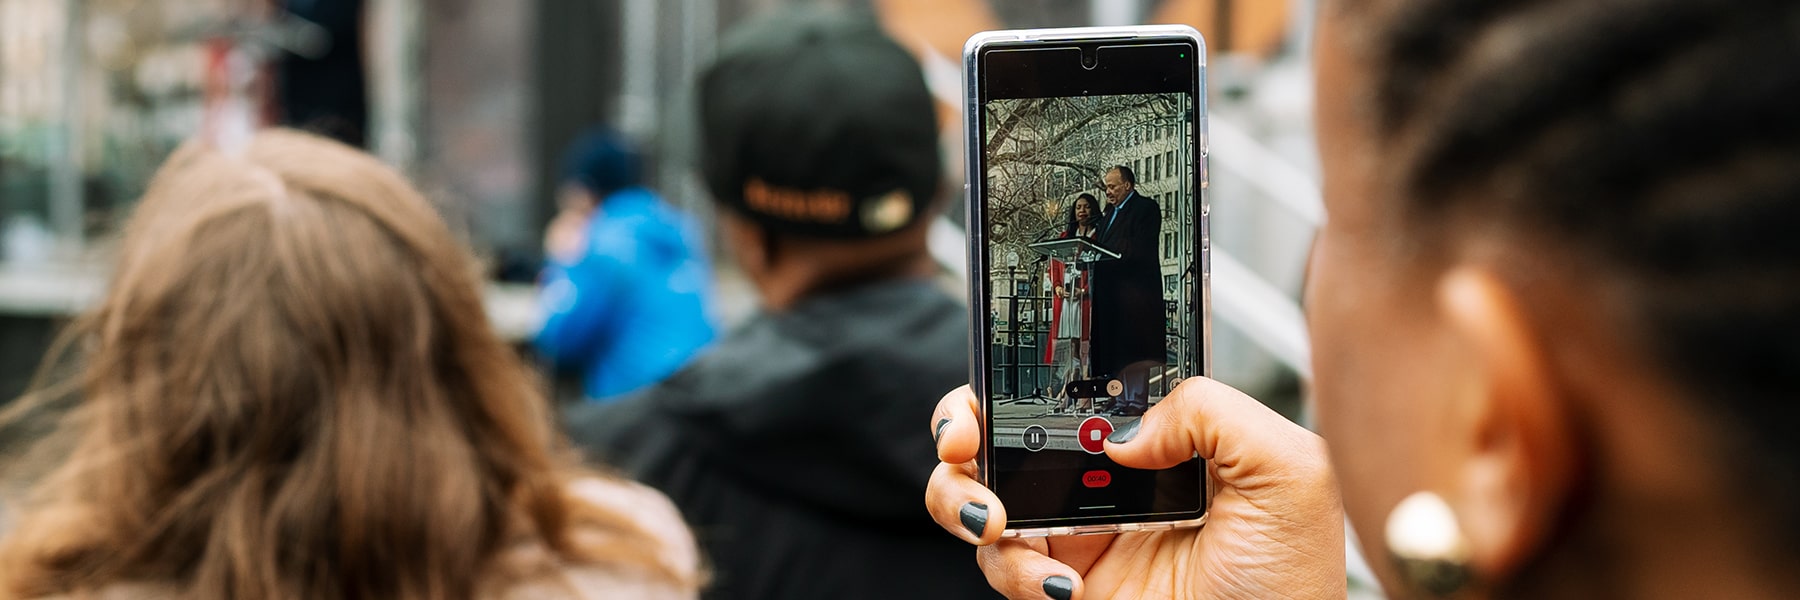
[560,128,644,198]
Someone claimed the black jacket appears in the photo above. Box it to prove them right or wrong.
[564,281,999,600]
[1090,191,1167,376]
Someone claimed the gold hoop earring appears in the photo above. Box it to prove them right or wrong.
[1386,491,1474,597]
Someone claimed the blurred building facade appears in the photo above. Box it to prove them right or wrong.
[1,0,1320,431]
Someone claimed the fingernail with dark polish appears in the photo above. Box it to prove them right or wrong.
[1107,418,1141,444]
[959,502,988,537]
[935,418,951,445]
[1043,575,1074,600]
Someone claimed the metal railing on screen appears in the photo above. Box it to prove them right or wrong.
[987,292,1185,402]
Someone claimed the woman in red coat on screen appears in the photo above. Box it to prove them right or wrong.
[1047,192,1100,415]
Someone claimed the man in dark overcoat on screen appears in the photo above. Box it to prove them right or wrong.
[1088,165,1166,416]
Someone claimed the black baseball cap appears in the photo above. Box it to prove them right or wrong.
[697,6,941,239]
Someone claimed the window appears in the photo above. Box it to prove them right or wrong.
[1165,151,1175,179]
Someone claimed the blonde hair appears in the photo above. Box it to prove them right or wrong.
[0,130,694,598]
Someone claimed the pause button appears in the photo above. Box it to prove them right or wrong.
[1021,425,1048,452]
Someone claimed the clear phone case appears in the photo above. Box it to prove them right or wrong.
[963,25,1212,538]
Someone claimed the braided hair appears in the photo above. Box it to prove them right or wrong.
[1345,0,1800,548]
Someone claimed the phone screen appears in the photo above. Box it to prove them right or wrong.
[971,38,1207,530]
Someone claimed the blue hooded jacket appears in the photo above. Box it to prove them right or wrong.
[536,187,715,401]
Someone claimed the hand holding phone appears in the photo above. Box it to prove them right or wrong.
[949,26,1342,596]
[965,25,1211,535]
[926,381,1346,599]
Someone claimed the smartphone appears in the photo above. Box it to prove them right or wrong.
[963,26,1209,536]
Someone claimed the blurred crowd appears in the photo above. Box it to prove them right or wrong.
[0,4,993,599]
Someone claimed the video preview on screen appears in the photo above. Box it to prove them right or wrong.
[983,92,1199,456]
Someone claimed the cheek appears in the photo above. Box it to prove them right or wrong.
[1305,227,1441,540]
[1305,227,1378,441]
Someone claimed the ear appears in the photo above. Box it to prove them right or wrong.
[1435,267,1580,583]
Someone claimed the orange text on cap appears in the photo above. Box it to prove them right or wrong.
[744,178,852,224]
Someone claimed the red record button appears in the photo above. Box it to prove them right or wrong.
[1076,416,1113,454]
[1082,470,1112,488]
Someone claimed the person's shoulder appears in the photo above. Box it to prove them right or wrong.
[809,280,965,327]
[571,478,702,597]
[588,187,666,230]
[498,570,694,600]
[605,188,688,225]
[568,476,686,521]
[601,186,662,208]
[494,478,701,600]
[562,390,669,459]
[842,282,968,364]
[1127,194,1160,224]
[31,582,181,600]
[568,478,699,572]
[512,566,697,600]
[561,362,748,475]
[568,376,675,415]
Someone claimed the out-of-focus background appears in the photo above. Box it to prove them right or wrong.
[1,0,1359,589]
[1,0,1320,407]
[0,0,1346,587]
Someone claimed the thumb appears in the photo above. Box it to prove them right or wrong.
[1097,402,1194,471]
[1104,377,1330,492]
